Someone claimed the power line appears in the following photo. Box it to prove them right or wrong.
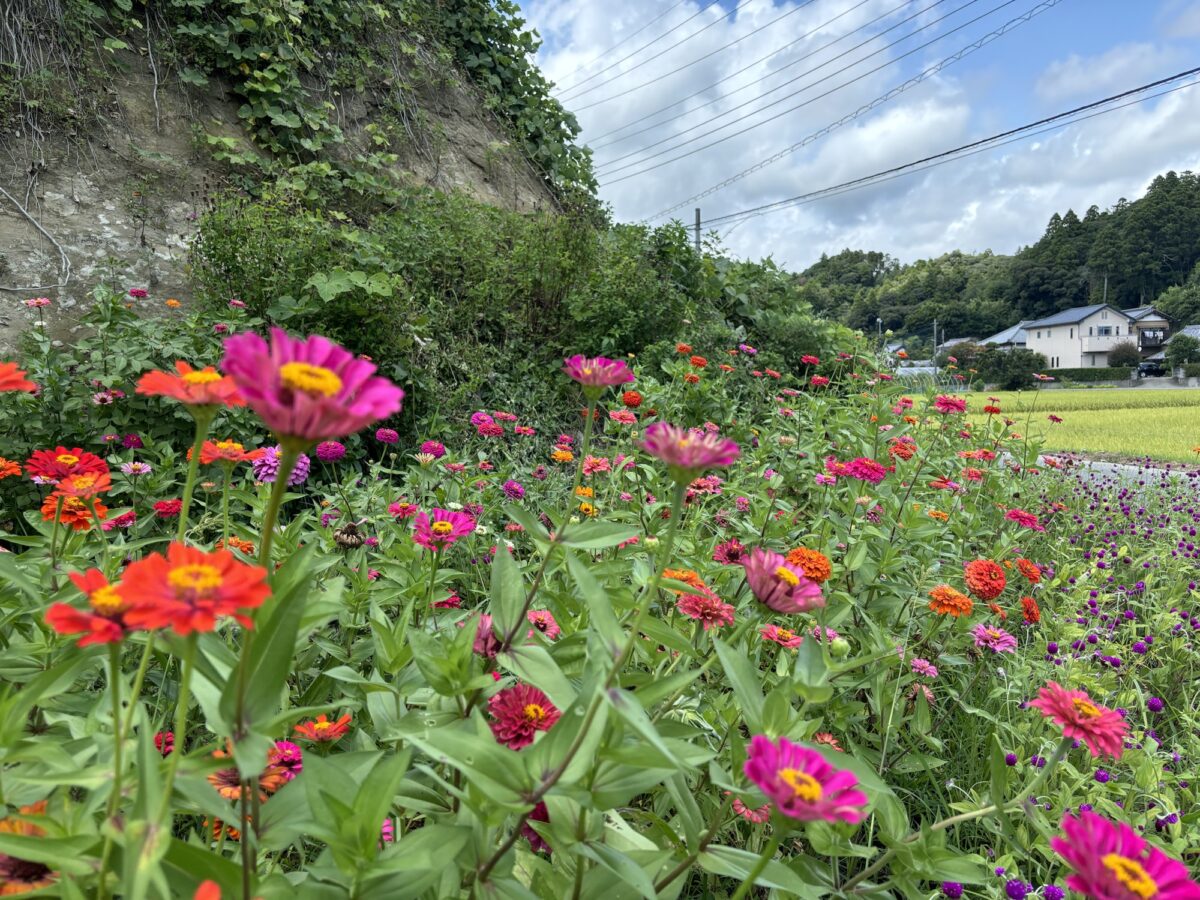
[649,0,1067,219]
[551,0,691,94]
[558,0,732,103]
[572,0,822,112]
[704,69,1200,233]
[597,0,1007,179]
[589,0,891,149]
[552,0,723,99]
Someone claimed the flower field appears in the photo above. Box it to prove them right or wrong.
[1,295,1199,899]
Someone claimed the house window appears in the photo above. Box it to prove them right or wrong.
[1070,328,1074,339]
[1037,331,1041,339]
[1102,310,1108,319]
[1089,327,1094,336]
[1098,326,1112,336]
[1047,329,1052,338]
[1116,326,1121,335]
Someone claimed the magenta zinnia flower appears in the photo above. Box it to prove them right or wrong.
[488,683,561,750]
[933,394,967,414]
[527,609,560,640]
[412,508,475,551]
[972,624,1018,654]
[1051,811,1200,899]
[269,740,303,781]
[420,440,446,459]
[221,328,403,445]
[1029,682,1128,758]
[1005,508,1045,531]
[315,440,346,462]
[743,735,868,823]
[844,457,888,484]
[640,422,739,483]
[744,548,825,614]
[760,624,804,649]
[562,354,634,394]
[713,539,747,565]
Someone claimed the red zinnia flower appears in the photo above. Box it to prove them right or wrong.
[1021,596,1041,624]
[676,590,735,630]
[689,355,708,368]
[120,543,270,635]
[0,361,37,392]
[136,361,245,409]
[1029,682,1128,758]
[1016,558,1041,585]
[963,559,1006,601]
[1005,508,1044,531]
[294,713,352,743]
[26,446,108,484]
[621,390,642,408]
[488,684,560,750]
[154,499,183,519]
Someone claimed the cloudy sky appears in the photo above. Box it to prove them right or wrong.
[518,0,1200,269]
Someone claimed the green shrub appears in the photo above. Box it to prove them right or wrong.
[1048,366,1133,382]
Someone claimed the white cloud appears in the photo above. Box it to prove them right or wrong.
[520,0,1200,269]
[1034,43,1186,103]
[1159,0,1200,37]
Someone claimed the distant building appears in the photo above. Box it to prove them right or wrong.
[936,336,976,355]
[1024,304,1169,368]
[979,320,1034,351]
[1150,323,1200,361]
[884,340,907,355]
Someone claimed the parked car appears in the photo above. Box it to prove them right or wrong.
[1138,361,1167,377]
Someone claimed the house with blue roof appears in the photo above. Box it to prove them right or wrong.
[1023,304,1169,368]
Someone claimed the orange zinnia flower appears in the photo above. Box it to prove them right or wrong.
[215,536,255,555]
[675,343,693,354]
[689,355,708,368]
[963,559,1006,601]
[0,361,37,392]
[53,470,113,499]
[663,568,707,592]
[195,439,265,465]
[45,568,129,646]
[785,548,832,584]
[684,373,700,384]
[1021,596,1041,624]
[0,800,57,892]
[207,743,287,802]
[0,457,20,480]
[1016,558,1041,585]
[928,585,973,617]
[136,361,244,409]
[120,543,270,635]
[294,713,351,742]
[41,494,107,530]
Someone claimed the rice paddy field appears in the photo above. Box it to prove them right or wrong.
[968,387,1200,461]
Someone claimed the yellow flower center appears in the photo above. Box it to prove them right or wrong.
[89,585,125,615]
[523,703,548,723]
[183,369,222,385]
[279,362,342,397]
[777,629,795,641]
[582,367,594,376]
[1072,697,1102,719]
[431,520,455,536]
[56,453,80,465]
[216,440,244,454]
[778,767,823,802]
[167,564,224,596]
[1101,854,1157,899]
[71,474,98,490]
[313,720,332,733]
[775,566,800,587]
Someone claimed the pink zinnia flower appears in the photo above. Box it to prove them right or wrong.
[1029,682,1128,758]
[760,624,804,649]
[933,395,967,414]
[477,422,504,437]
[269,741,303,781]
[514,425,536,436]
[562,355,634,393]
[801,355,820,365]
[743,735,868,823]
[743,548,824,614]
[910,658,938,678]
[220,328,404,444]
[810,375,830,387]
[1051,811,1200,899]
[472,613,499,657]
[420,440,446,458]
[972,624,1018,653]
[388,499,419,519]
[609,409,636,424]
[582,455,611,476]
[1005,508,1044,531]
[470,411,494,427]
[488,683,560,750]
[640,422,739,482]
[527,609,560,640]
[412,508,475,551]
[729,795,771,823]
[676,591,735,630]
[844,457,888,484]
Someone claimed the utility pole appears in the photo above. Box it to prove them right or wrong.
[933,318,938,365]
[694,208,701,253]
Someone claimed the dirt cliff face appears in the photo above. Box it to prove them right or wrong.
[0,43,554,351]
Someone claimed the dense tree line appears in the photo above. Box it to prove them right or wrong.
[799,170,1200,344]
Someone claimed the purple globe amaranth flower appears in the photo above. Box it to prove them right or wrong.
[640,422,739,484]
[315,440,346,462]
[941,883,964,899]
[252,445,311,485]
[420,440,446,459]
[743,547,825,614]
[562,354,634,396]
[1148,696,1165,713]
[375,427,399,444]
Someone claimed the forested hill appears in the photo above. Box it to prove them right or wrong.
[798,170,1200,347]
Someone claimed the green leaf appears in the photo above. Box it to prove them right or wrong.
[713,637,763,731]
[558,520,639,550]
[565,551,621,648]
[498,643,575,709]
[575,842,658,899]
[489,545,525,638]
[0,835,95,874]
[792,639,832,703]
[699,845,824,897]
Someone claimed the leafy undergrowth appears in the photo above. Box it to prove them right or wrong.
[0,297,1198,900]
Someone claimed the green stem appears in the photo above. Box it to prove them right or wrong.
[89,497,111,568]
[258,444,301,568]
[95,644,124,900]
[120,634,157,737]
[47,495,63,590]
[177,413,214,544]
[730,829,782,900]
[222,464,233,545]
[155,635,196,824]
